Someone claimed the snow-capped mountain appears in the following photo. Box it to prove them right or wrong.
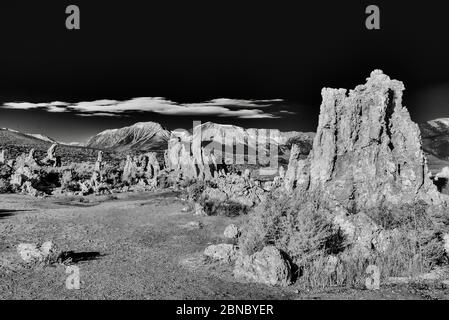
[171,121,314,165]
[419,118,449,160]
[26,133,58,144]
[86,122,171,151]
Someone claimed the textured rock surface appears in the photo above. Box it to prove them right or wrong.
[144,152,160,179]
[122,155,138,184]
[166,133,200,180]
[17,243,43,263]
[94,151,103,172]
[17,241,58,263]
[223,224,240,239]
[165,122,313,182]
[42,143,60,167]
[284,144,310,193]
[287,70,441,209]
[233,246,292,286]
[204,244,237,263]
[201,173,266,209]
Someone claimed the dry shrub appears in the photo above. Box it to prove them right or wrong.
[238,189,341,257]
[238,191,449,289]
[186,181,249,216]
[368,201,449,270]
[186,181,206,202]
[0,178,10,193]
[67,162,95,181]
[202,199,249,217]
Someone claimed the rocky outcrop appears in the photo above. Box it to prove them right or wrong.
[233,246,292,287]
[9,151,40,191]
[122,155,138,184]
[88,151,106,193]
[165,122,313,183]
[283,144,310,193]
[286,70,442,210]
[17,241,58,263]
[166,134,197,180]
[166,132,219,182]
[144,152,160,179]
[25,149,38,167]
[120,153,160,189]
[94,151,103,172]
[224,224,240,239]
[201,173,266,209]
[42,143,61,167]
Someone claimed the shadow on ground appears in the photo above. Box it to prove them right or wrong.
[58,251,104,263]
[0,209,31,220]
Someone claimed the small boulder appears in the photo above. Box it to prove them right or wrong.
[17,243,44,263]
[223,224,240,239]
[233,246,292,287]
[17,241,59,264]
[204,244,237,263]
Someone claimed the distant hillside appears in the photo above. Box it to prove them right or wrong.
[86,122,170,152]
[0,128,119,164]
[419,118,449,174]
[419,118,449,160]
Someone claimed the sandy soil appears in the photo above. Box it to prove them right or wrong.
[0,191,448,300]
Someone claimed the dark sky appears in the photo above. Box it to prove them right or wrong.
[0,1,449,143]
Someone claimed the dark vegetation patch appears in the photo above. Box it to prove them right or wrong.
[238,190,449,289]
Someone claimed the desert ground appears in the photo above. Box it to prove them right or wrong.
[1,191,448,300]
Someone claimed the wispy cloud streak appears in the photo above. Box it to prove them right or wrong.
[2,98,284,119]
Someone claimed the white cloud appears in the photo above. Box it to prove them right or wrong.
[76,112,128,117]
[279,110,296,115]
[2,97,285,119]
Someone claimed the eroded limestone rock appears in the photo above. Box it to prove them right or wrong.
[42,143,60,167]
[122,155,138,184]
[233,246,292,287]
[286,70,441,210]
[224,224,240,239]
[283,144,310,193]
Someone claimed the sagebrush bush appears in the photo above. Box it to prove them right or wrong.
[238,190,449,289]
[203,199,249,217]
[186,181,206,202]
[67,162,95,181]
[238,190,341,258]
[0,178,10,193]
